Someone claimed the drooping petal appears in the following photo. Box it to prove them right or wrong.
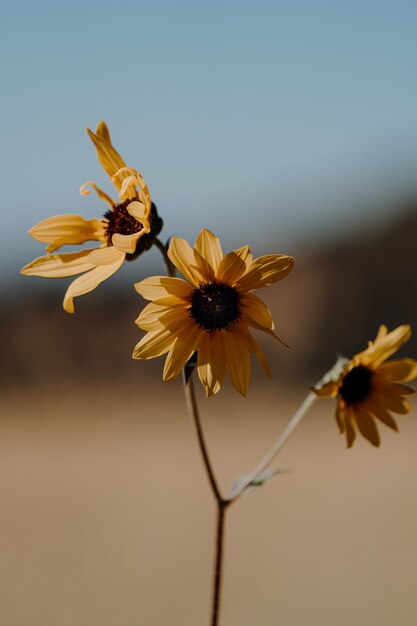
[371,404,399,432]
[163,323,202,382]
[87,245,126,265]
[344,408,357,448]
[377,358,417,383]
[197,331,227,396]
[371,390,411,415]
[27,215,106,252]
[167,237,204,286]
[63,251,125,313]
[354,406,380,447]
[335,403,345,433]
[134,276,193,301]
[223,327,251,396]
[239,292,275,331]
[235,254,294,292]
[234,323,271,378]
[21,249,97,278]
[194,229,223,278]
[216,246,252,285]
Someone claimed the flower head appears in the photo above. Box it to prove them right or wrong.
[132,228,294,396]
[21,120,162,313]
[313,325,417,447]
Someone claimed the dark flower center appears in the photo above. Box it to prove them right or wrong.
[190,283,240,332]
[104,200,163,261]
[340,365,373,405]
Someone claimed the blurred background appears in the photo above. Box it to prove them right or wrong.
[1,0,417,624]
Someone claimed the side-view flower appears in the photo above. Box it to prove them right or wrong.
[21,121,162,313]
[313,325,417,447]
[133,228,294,396]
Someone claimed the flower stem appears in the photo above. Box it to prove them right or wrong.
[211,503,227,626]
[228,391,318,502]
[154,237,176,277]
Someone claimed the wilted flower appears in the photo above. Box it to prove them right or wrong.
[21,121,162,313]
[133,228,294,396]
[313,325,417,447]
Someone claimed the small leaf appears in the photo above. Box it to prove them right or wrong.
[232,467,289,495]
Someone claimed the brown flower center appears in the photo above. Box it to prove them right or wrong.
[104,200,143,244]
[340,365,373,405]
[103,201,163,261]
[190,283,240,332]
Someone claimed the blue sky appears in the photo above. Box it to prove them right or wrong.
[2,0,417,284]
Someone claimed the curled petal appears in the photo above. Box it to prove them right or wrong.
[112,232,141,253]
[63,251,125,313]
[79,181,115,208]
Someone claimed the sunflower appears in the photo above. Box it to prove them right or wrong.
[21,120,162,313]
[313,325,417,447]
[132,228,294,396]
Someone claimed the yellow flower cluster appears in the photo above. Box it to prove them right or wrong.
[21,121,417,443]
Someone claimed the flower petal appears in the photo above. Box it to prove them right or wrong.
[344,408,357,448]
[167,237,204,287]
[197,331,227,396]
[372,390,411,415]
[358,325,412,368]
[136,301,190,331]
[112,232,141,253]
[223,326,251,396]
[377,358,417,383]
[132,327,177,360]
[313,381,339,398]
[21,249,97,278]
[79,181,115,208]
[235,254,294,291]
[87,122,136,200]
[27,215,106,252]
[371,405,399,432]
[135,276,193,301]
[63,251,125,313]
[87,245,126,265]
[163,323,202,382]
[216,246,252,284]
[354,406,380,447]
[239,292,274,331]
[194,229,223,278]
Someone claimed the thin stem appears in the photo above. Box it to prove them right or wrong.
[183,371,224,504]
[228,391,318,501]
[154,237,176,277]
[211,504,227,626]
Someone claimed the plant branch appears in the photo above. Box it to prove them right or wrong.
[154,237,176,277]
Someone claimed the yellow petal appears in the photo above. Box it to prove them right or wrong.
[197,331,227,396]
[167,237,204,287]
[79,181,115,208]
[239,292,274,331]
[372,390,411,415]
[163,323,202,382]
[27,215,106,252]
[234,324,271,379]
[127,200,149,220]
[63,252,125,313]
[136,302,190,331]
[134,276,193,301]
[235,254,294,291]
[95,119,111,143]
[194,229,223,278]
[223,326,251,396]
[371,405,398,432]
[111,232,141,254]
[335,403,345,433]
[87,245,126,265]
[132,327,177,360]
[21,249,97,278]
[87,124,136,201]
[216,246,252,285]
[377,358,417,382]
[354,406,380,447]
[358,325,412,368]
[344,408,357,448]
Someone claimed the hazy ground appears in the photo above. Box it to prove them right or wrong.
[1,377,417,626]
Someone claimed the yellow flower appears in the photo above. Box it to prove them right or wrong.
[21,120,163,313]
[313,325,417,447]
[132,228,294,396]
